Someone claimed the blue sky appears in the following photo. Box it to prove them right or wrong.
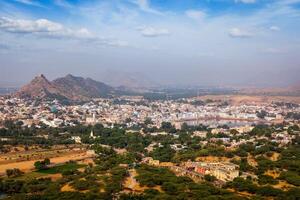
[0,0,300,87]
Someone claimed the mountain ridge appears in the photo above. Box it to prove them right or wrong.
[15,74,115,101]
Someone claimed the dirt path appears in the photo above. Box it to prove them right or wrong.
[123,169,162,193]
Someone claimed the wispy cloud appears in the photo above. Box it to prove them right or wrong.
[185,10,206,21]
[13,0,46,8]
[137,26,170,37]
[270,26,280,31]
[235,0,256,3]
[131,0,163,15]
[229,28,253,38]
[54,0,73,9]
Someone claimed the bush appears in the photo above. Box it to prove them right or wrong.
[256,186,283,197]
[71,179,99,191]
[204,174,216,182]
[6,168,23,178]
[258,174,279,185]
[279,171,300,186]
[34,158,51,170]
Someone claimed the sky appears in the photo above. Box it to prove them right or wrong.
[0,0,300,88]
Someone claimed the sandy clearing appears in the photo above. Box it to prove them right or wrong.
[264,170,280,179]
[247,155,258,167]
[0,151,94,175]
[270,152,280,162]
[196,156,231,162]
[273,181,295,191]
[61,184,76,192]
[123,169,162,194]
[41,173,63,181]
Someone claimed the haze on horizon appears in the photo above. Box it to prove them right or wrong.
[0,0,300,88]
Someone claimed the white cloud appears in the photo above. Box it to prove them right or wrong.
[270,26,280,31]
[137,26,170,37]
[131,0,163,15]
[229,28,253,38]
[0,17,130,47]
[235,0,256,3]
[105,40,130,47]
[0,17,94,39]
[185,10,206,21]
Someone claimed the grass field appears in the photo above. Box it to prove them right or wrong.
[13,172,48,180]
[10,163,86,181]
[37,163,86,174]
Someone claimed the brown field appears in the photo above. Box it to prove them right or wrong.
[196,95,300,105]
[0,145,87,163]
[0,148,95,175]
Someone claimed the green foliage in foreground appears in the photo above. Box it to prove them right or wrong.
[225,177,300,200]
[134,164,242,200]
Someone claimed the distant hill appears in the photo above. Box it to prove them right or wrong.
[53,74,114,100]
[100,70,157,89]
[239,83,300,96]
[15,74,65,99]
[14,74,300,101]
[15,74,115,101]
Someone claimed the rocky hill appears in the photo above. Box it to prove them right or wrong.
[53,74,114,100]
[15,74,115,101]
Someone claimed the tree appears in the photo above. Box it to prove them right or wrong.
[256,110,267,119]
[160,122,176,133]
[150,145,175,162]
[162,182,178,195]
[204,174,216,182]
[6,168,23,178]
[144,118,153,125]
[34,158,51,170]
[44,158,50,165]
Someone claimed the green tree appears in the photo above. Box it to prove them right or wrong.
[204,174,216,182]
[6,168,23,178]
[34,158,51,170]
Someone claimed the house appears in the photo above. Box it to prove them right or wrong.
[71,136,82,144]
[193,131,207,138]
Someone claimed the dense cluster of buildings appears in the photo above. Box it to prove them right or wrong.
[0,95,299,185]
[142,157,239,183]
[183,161,239,182]
[0,96,299,130]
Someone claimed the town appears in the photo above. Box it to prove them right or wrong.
[1,95,298,129]
[0,94,299,199]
